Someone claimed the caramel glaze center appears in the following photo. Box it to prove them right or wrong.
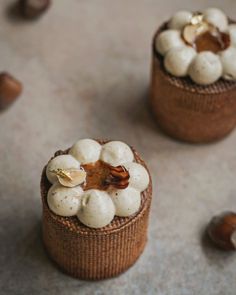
[195,31,230,53]
[81,160,130,191]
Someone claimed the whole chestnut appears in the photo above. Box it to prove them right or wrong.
[207,211,236,251]
[19,0,51,19]
[0,73,23,111]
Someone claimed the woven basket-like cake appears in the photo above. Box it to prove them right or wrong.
[150,23,236,143]
[41,143,152,280]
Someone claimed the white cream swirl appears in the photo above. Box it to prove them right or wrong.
[46,139,150,228]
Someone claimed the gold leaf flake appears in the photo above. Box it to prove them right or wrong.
[191,13,204,25]
[183,22,209,45]
[50,168,86,188]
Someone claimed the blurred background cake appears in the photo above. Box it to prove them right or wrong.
[150,8,236,143]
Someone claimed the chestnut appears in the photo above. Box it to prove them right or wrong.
[207,211,236,251]
[0,73,23,111]
[19,0,51,19]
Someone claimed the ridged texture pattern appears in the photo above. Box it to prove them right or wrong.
[150,23,236,143]
[41,142,152,280]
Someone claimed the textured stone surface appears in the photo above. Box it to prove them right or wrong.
[0,0,236,294]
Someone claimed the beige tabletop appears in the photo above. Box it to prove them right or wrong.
[0,0,236,294]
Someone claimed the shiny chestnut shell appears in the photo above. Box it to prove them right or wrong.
[207,211,236,251]
[0,72,22,110]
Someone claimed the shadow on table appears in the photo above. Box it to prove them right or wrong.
[0,218,88,293]
[114,87,206,148]
[126,87,164,135]
[5,2,23,23]
[4,1,36,24]
[121,87,203,151]
[200,225,234,267]
[123,86,234,147]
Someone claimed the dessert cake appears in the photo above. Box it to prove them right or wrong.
[150,8,236,143]
[41,139,152,280]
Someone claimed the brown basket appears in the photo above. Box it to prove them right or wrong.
[41,144,152,280]
[150,23,236,143]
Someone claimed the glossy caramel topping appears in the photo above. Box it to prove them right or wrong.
[181,13,230,53]
[82,160,129,191]
[195,30,230,53]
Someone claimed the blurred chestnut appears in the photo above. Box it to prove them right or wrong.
[19,0,51,19]
[0,73,23,111]
[207,211,236,251]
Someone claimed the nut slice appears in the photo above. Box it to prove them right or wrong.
[51,168,86,188]
[183,22,209,45]
[105,165,130,189]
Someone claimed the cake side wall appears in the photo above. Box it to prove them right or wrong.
[40,146,153,280]
[150,53,236,143]
[42,180,151,280]
[42,196,151,280]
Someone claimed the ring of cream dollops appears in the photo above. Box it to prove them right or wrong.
[155,8,236,85]
[46,139,150,228]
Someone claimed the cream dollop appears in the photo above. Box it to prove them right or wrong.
[155,8,235,85]
[155,30,185,56]
[77,190,115,228]
[168,10,193,30]
[46,155,80,184]
[164,46,196,77]
[188,52,222,85]
[69,138,101,164]
[46,139,150,228]
[203,8,228,32]
[100,141,134,166]
[110,187,141,217]
[232,230,236,248]
[124,162,150,192]
[220,47,236,80]
[229,25,236,46]
[47,183,83,216]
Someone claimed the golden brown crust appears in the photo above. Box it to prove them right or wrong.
[41,141,152,279]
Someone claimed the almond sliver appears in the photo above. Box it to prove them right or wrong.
[57,169,86,187]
